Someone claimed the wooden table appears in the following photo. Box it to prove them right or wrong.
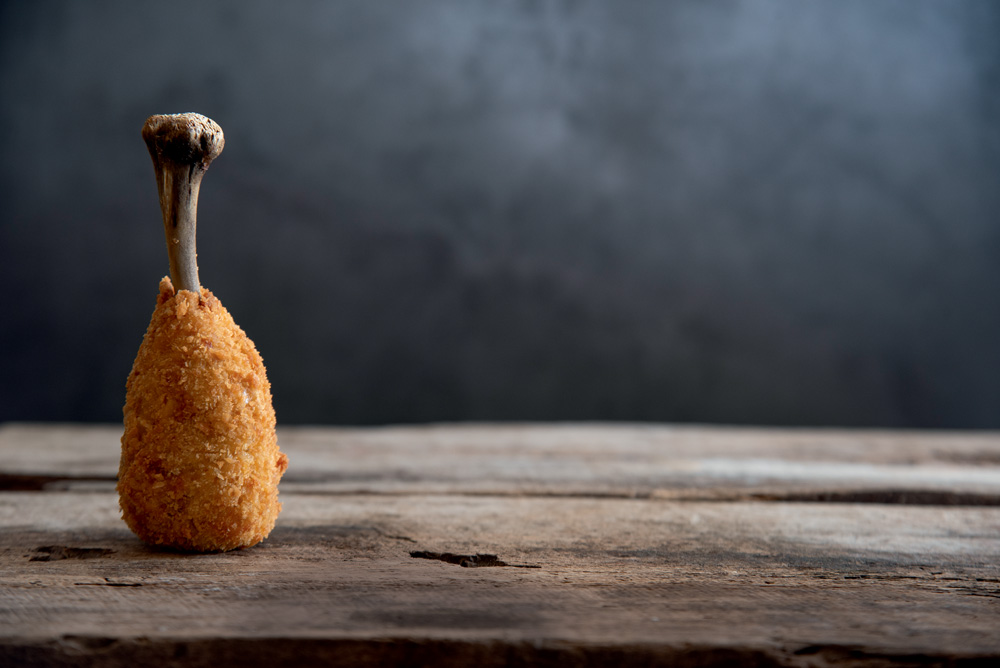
[2,423,998,666]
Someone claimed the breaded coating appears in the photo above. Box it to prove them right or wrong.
[118,277,288,552]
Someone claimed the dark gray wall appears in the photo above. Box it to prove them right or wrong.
[2,0,999,428]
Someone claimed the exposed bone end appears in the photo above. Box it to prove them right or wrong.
[142,112,225,167]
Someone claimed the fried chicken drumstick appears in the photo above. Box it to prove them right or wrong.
[118,113,288,552]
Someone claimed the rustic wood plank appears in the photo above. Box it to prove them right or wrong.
[2,491,999,664]
[1,423,999,665]
[3,422,1000,500]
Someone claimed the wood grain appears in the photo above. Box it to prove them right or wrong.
[1,423,999,666]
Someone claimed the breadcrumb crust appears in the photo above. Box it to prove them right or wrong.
[118,277,287,552]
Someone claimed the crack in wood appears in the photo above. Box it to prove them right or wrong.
[409,551,541,569]
[3,473,999,507]
[0,474,116,492]
[750,490,1000,506]
[2,637,996,667]
[162,487,1000,506]
[74,578,145,587]
[29,546,115,562]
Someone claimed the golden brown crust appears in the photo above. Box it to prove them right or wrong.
[118,277,287,552]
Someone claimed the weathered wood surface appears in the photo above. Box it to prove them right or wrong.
[1,423,999,667]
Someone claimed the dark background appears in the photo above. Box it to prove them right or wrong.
[1,0,998,428]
